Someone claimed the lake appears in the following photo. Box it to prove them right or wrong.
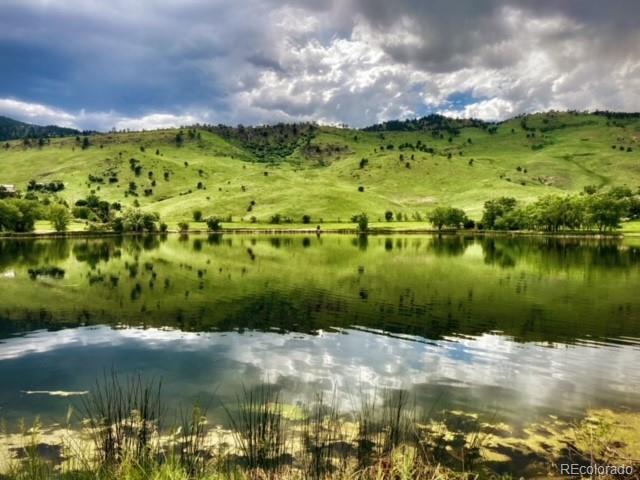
[1,234,639,432]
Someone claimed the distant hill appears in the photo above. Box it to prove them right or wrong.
[362,114,493,133]
[0,116,80,141]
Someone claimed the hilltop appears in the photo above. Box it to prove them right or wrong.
[0,111,639,224]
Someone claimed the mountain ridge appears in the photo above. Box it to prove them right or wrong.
[0,115,80,142]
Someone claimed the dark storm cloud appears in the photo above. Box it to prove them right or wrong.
[0,0,638,129]
[348,0,639,82]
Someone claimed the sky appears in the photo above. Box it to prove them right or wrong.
[0,0,639,131]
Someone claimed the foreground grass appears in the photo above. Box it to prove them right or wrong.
[1,377,487,480]
[1,375,639,479]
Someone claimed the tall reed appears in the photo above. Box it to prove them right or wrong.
[79,371,163,470]
[223,383,288,471]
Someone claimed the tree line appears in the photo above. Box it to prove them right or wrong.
[480,187,638,232]
[369,186,639,232]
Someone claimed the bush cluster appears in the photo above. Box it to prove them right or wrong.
[481,189,639,231]
[111,210,161,233]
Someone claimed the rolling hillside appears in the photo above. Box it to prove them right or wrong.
[0,111,639,222]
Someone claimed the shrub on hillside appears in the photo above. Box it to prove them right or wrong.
[111,209,161,233]
[270,214,282,224]
[205,217,222,231]
[351,213,368,232]
[49,204,70,232]
[27,179,65,193]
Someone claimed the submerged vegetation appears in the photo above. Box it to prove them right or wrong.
[3,373,638,479]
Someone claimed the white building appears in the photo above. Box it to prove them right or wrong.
[0,184,18,196]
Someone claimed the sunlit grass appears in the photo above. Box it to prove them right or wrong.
[1,112,638,224]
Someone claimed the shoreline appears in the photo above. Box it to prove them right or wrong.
[0,226,629,239]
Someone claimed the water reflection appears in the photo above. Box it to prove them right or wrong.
[0,235,639,345]
[1,234,640,432]
[0,325,638,429]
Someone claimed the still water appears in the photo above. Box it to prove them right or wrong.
[0,234,639,429]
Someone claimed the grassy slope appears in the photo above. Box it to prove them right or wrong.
[0,112,638,224]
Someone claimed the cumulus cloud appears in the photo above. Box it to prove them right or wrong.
[0,98,77,127]
[0,97,209,131]
[0,0,638,129]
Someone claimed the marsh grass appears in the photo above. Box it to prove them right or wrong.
[79,371,163,470]
[171,405,210,478]
[560,413,640,479]
[223,384,289,472]
[7,420,55,480]
[4,378,497,479]
[300,392,347,479]
[6,384,639,479]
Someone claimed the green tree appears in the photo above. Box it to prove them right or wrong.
[49,204,70,232]
[428,206,467,230]
[607,186,634,199]
[193,210,203,222]
[206,217,222,231]
[121,209,146,232]
[384,210,394,221]
[111,217,125,233]
[428,208,447,230]
[142,213,159,232]
[270,214,282,224]
[352,213,368,233]
[481,197,518,229]
[0,200,21,231]
[9,199,40,232]
[586,195,627,231]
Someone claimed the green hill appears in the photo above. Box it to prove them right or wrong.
[0,111,639,223]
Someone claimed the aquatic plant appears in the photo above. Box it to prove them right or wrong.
[223,383,288,471]
[78,371,163,470]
